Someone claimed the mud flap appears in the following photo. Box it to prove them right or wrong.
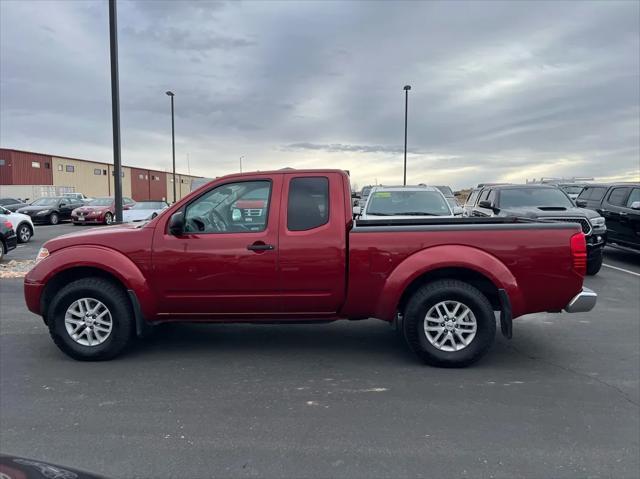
[498,289,512,339]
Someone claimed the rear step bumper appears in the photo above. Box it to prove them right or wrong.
[564,287,597,313]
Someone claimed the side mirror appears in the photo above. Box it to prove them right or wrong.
[168,211,185,235]
[630,201,640,210]
[478,200,493,209]
[453,206,463,216]
[576,199,587,208]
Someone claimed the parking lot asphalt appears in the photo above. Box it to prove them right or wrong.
[1,223,639,479]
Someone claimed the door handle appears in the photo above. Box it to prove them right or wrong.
[619,211,628,216]
[247,243,275,251]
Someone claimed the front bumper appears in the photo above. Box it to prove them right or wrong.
[24,279,44,315]
[72,218,103,224]
[564,287,597,313]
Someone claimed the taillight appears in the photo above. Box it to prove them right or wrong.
[570,232,587,276]
[3,220,12,230]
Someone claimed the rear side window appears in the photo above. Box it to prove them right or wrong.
[477,189,490,203]
[466,190,479,206]
[607,187,630,207]
[287,177,329,231]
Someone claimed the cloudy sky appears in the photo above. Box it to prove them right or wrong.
[1,0,638,189]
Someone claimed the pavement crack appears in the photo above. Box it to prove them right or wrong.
[505,344,640,408]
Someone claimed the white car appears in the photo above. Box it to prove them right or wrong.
[357,185,458,221]
[122,201,169,222]
[0,205,34,243]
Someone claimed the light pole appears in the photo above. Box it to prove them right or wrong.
[109,0,123,223]
[403,85,411,186]
[239,156,244,173]
[166,91,176,203]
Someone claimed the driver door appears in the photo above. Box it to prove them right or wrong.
[150,175,282,317]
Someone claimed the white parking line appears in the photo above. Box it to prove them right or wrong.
[603,264,640,277]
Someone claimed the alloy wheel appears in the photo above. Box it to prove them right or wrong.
[64,298,113,347]
[423,300,477,352]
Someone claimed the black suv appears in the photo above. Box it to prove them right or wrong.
[467,184,607,275]
[576,183,640,252]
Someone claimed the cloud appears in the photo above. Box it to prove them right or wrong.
[0,0,638,189]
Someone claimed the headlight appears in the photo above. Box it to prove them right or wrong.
[590,217,605,226]
[36,247,49,263]
[36,210,50,215]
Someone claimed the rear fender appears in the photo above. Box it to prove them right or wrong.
[375,245,524,320]
[27,245,157,319]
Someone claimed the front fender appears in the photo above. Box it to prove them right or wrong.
[375,244,525,320]
[25,245,157,319]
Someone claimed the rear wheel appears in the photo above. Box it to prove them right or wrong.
[17,223,32,243]
[402,279,496,367]
[46,277,134,360]
[49,212,59,225]
[104,212,113,225]
[0,241,5,261]
[586,248,603,276]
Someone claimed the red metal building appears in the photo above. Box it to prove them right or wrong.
[0,149,54,185]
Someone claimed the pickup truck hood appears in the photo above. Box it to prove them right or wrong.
[499,206,600,220]
[43,222,149,253]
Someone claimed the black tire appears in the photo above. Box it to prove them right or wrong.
[0,240,5,261]
[46,277,135,361]
[49,212,59,225]
[104,212,113,225]
[586,249,603,276]
[402,279,496,368]
[17,223,32,243]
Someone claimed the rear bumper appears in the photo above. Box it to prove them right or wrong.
[564,287,597,313]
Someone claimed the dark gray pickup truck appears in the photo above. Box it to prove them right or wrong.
[466,184,607,275]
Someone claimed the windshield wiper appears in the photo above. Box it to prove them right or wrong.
[396,212,437,216]
[365,212,390,216]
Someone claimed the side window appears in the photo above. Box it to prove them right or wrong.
[607,187,630,207]
[626,188,640,208]
[287,177,329,231]
[466,190,479,206]
[487,190,496,204]
[184,180,271,234]
[577,187,591,200]
[590,187,606,201]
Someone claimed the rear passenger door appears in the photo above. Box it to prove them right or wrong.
[278,173,346,314]
[601,187,631,242]
[621,188,640,246]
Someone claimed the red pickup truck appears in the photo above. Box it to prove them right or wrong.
[24,170,596,366]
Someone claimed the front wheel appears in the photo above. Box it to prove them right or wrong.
[402,279,496,367]
[49,212,59,225]
[586,249,603,276]
[46,277,135,360]
[17,223,32,243]
[104,212,113,225]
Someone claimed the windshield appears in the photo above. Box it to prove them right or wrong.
[361,187,372,197]
[87,198,113,206]
[560,185,584,195]
[499,188,573,208]
[31,197,59,206]
[366,190,452,216]
[131,201,166,210]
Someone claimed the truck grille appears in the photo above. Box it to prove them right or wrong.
[544,217,592,235]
